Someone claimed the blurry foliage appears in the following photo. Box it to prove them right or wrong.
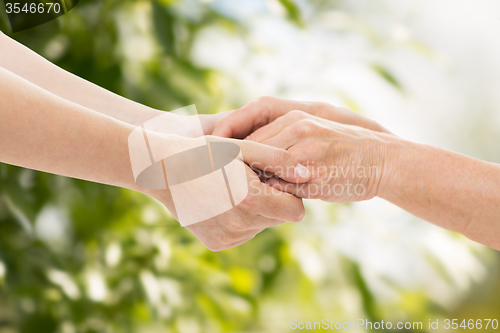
[370,64,404,93]
[0,1,498,333]
[277,0,303,27]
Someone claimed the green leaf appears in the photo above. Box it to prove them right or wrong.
[371,64,404,92]
[278,0,303,27]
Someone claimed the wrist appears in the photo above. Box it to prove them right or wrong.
[375,135,418,201]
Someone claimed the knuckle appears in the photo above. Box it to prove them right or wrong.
[288,110,307,118]
[316,101,335,112]
[256,96,275,105]
[313,102,334,117]
[292,119,316,137]
[229,218,248,231]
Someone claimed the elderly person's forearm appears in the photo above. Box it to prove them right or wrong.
[379,139,500,249]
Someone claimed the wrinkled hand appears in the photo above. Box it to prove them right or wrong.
[148,136,311,251]
[212,96,392,139]
[246,111,396,203]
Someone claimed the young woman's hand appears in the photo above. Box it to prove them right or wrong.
[145,135,311,251]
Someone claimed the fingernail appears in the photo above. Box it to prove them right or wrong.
[294,163,311,179]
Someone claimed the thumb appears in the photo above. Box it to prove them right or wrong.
[237,140,312,183]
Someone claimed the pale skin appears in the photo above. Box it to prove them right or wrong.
[0,31,227,131]
[213,96,500,251]
[0,32,314,251]
[0,66,313,252]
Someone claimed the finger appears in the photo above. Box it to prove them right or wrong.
[266,177,311,199]
[253,181,306,222]
[245,110,305,143]
[212,103,272,139]
[237,139,312,182]
[212,97,302,139]
[251,167,274,183]
[260,125,302,150]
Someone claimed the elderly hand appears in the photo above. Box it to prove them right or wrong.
[246,111,397,203]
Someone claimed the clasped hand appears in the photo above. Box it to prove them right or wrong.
[177,97,396,251]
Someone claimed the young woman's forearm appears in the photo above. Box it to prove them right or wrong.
[0,66,141,191]
[379,140,500,249]
[0,31,162,126]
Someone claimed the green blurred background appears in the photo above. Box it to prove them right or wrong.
[1,0,500,332]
